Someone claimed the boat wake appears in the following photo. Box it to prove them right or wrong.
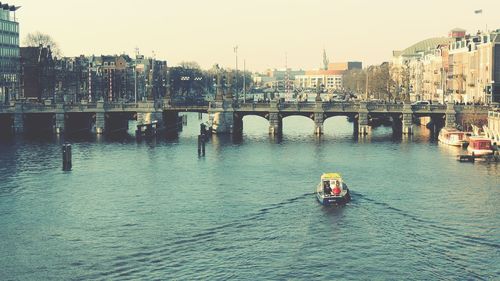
[350,192,498,280]
[81,192,314,280]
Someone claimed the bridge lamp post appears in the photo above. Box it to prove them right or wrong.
[194,77,203,101]
[180,76,190,98]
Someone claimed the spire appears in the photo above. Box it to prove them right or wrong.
[322,48,329,70]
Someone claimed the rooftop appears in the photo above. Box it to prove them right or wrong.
[0,2,19,11]
[398,37,454,57]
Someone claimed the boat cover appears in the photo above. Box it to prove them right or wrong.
[321,173,342,180]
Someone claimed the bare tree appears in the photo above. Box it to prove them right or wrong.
[23,31,62,57]
[178,61,201,69]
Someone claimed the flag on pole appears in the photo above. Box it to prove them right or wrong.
[474,9,482,14]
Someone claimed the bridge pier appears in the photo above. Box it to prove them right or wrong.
[314,112,324,135]
[95,112,105,134]
[13,112,23,134]
[94,101,105,134]
[445,102,456,128]
[233,113,243,135]
[358,112,370,135]
[209,97,237,134]
[55,113,65,134]
[402,103,413,135]
[268,112,282,136]
[357,101,370,135]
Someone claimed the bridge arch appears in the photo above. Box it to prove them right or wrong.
[282,115,316,135]
[240,114,270,136]
[323,115,356,137]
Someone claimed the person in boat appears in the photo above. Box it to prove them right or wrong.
[323,181,332,194]
[332,181,341,196]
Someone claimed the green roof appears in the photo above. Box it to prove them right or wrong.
[400,37,454,56]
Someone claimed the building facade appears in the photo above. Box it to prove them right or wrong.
[392,28,500,104]
[20,45,55,100]
[295,62,361,91]
[0,3,19,103]
[448,31,500,104]
[328,61,362,72]
[295,69,344,90]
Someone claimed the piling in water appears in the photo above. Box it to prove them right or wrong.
[197,134,206,156]
[201,136,205,156]
[62,143,72,171]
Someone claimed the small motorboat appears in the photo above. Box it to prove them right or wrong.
[316,173,351,205]
[438,127,467,146]
[467,136,494,156]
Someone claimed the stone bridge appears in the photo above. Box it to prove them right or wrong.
[0,99,491,136]
[209,98,490,136]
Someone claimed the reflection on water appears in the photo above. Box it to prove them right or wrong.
[0,113,498,280]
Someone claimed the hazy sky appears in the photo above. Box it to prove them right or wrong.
[14,0,500,71]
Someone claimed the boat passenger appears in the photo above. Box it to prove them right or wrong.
[323,181,331,194]
[332,181,341,196]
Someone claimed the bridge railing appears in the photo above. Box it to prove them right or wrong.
[171,101,209,107]
[20,103,57,111]
[411,104,446,112]
[237,102,275,111]
[454,104,491,112]
[367,104,390,111]
[62,103,92,111]
[322,102,359,111]
[386,104,404,111]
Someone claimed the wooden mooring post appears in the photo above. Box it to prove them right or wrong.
[197,135,206,156]
[62,143,72,171]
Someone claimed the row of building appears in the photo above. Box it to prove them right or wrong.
[19,47,168,103]
[392,28,500,104]
[2,2,499,104]
[252,61,362,92]
[0,3,19,103]
[0,3,169,104]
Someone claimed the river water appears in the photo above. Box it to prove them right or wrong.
[0,114,498,280]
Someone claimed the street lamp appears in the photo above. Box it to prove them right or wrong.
[234,45,239,102]
[181,76,190,98]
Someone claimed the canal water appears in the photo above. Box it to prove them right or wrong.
[0,114,498,280]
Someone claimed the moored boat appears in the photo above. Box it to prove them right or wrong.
[438,127,467,146]
[467,136,493,156]
[316,173,351,205]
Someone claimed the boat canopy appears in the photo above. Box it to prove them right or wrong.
[321,173,342,180]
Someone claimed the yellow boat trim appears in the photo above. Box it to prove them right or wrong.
[321,173,342,180]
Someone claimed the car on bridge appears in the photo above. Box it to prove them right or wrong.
[412,100,430,105]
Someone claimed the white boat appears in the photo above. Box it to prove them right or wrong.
[467,136,493,156]
[438,128,467,146]
[316,173,350,205]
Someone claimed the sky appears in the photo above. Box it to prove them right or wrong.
[13,0,500,72]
